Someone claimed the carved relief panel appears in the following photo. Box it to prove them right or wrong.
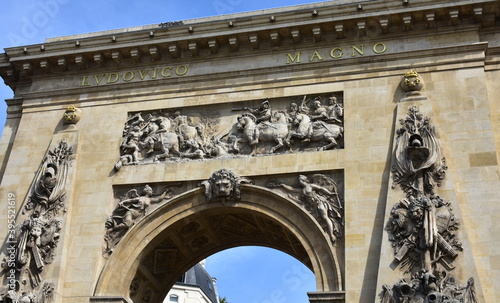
[381,104,477,303]
[111,169,345,303]
[114,93,344,170]
[104,170,344,257]
[1,139,76,303]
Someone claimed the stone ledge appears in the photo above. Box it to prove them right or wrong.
[308,291,346,303]
[89,296,129,303]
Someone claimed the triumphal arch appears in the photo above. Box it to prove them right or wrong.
[1,0,500,302]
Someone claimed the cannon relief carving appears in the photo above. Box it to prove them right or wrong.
[114,94,344,170]
[0,140,75,303]
[381,105,477,303]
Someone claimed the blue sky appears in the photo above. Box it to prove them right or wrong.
[0,1,321,302]
[206,247,315,303]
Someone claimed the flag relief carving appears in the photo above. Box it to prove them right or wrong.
[381,106,477,303]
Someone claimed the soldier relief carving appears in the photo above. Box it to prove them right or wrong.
[381,106,477,303]
[114,94,344,170]
[1,140,75,303]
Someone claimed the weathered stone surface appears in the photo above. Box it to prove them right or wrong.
[0,1,499,303]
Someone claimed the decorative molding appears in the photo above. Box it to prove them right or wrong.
[2,0,497,89]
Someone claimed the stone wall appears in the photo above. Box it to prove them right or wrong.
[0,1,499,302]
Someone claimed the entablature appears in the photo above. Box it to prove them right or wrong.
[0,0,498,91]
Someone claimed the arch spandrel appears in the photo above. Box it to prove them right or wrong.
[94,184,343,302]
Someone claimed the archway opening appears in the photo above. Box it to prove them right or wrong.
[209,246,315,303]
[95,185,342,302]
[162,246,315,303]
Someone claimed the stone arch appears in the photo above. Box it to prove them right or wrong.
[93,185,343,302]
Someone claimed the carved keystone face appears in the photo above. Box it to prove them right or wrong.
[214,177,233,198]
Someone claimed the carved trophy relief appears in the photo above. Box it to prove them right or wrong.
[1,139,75,303]
[266,174,343,246]
[381,105,477,303]
[113,94,344,171]
[391,105,447,198]
[385,195,462,273]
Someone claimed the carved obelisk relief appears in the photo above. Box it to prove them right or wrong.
[376,73,481,303]
[0,107,80,303]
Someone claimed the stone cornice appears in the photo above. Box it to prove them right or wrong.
[13,42,487,112]
[0,0,498,91]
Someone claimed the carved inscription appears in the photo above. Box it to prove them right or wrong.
[81,65,189,86]
[286,42,387,64]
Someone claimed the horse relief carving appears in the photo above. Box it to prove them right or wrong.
[114,94,344,171]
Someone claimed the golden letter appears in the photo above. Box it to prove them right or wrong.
[138,69,150,80]
[373,42,387,54]
[176,65,188,76]
[81,76,91,86]
[309,50,324,62]
[330,48,343,59]
[107,73,119,84]
[351,44,365,57]
[286,52,301,64]
[93,74,105,85]
[123,71,135,82]
[161,67,172,77]
[152,68,158,79]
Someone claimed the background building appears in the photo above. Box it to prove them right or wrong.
[163,261,218,303]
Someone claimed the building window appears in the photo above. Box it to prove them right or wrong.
[169,295,179,302]
[177,274,186,283]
